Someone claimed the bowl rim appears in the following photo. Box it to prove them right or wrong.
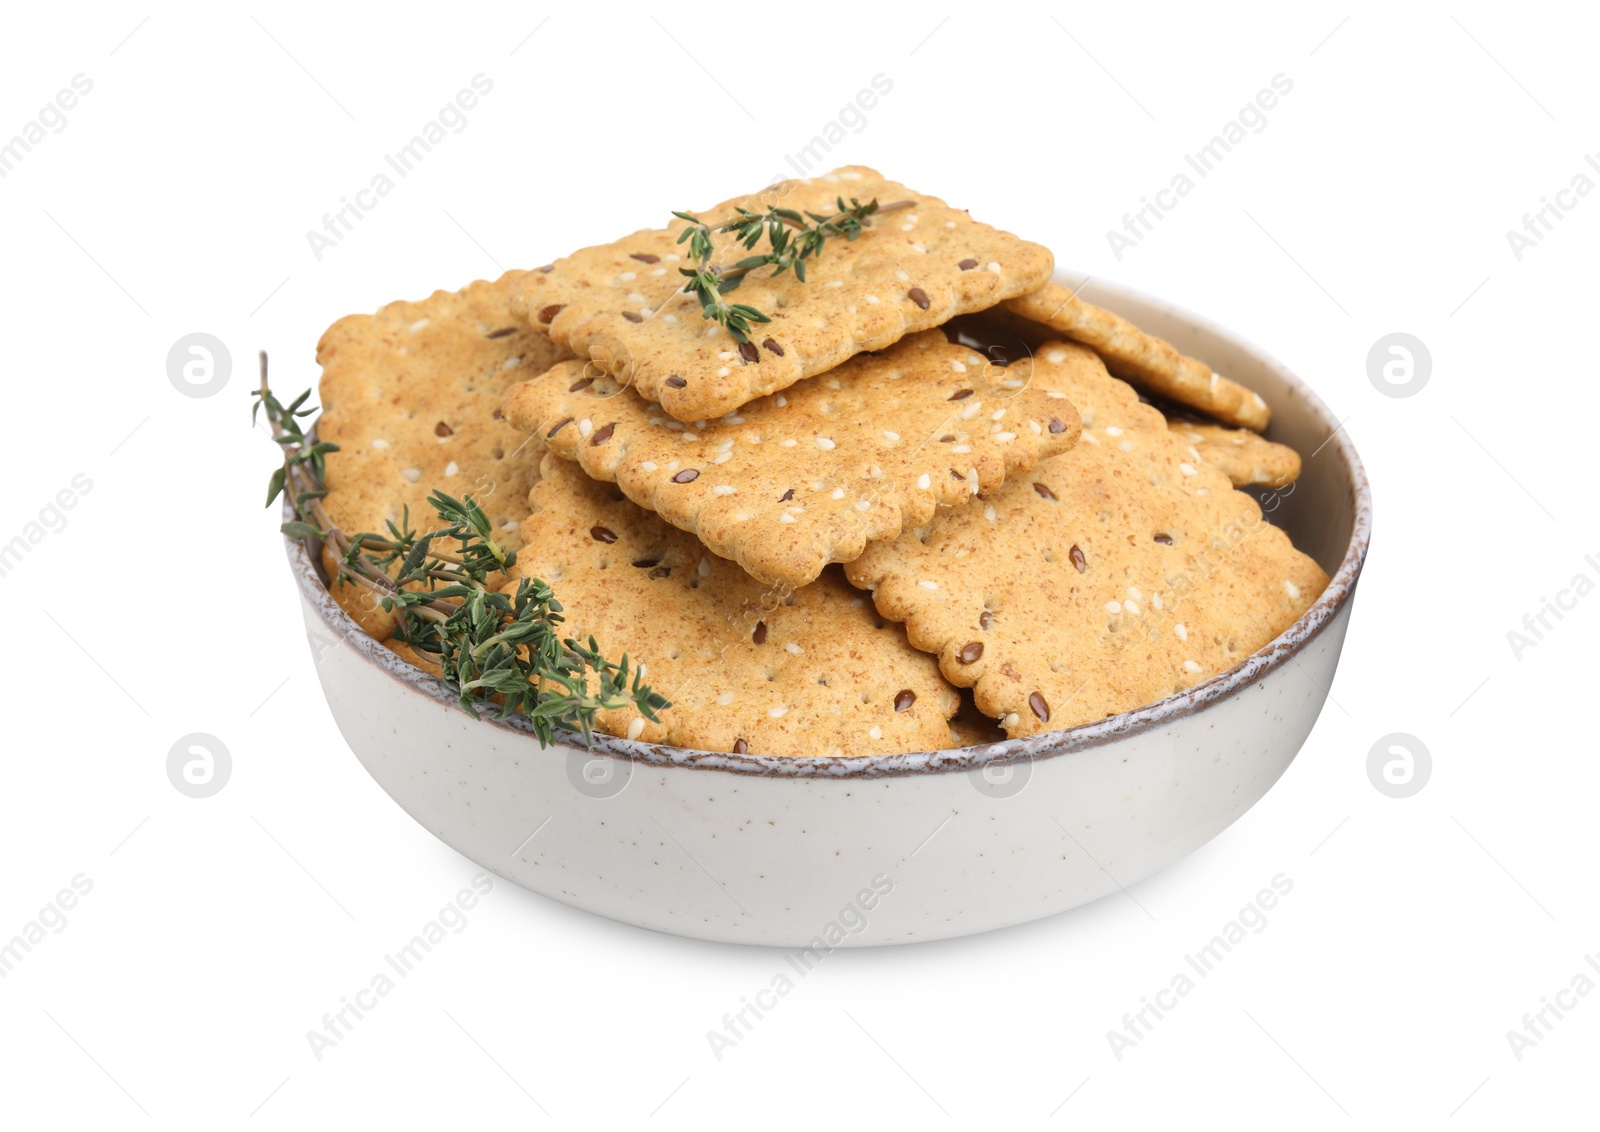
[286,271,1371,779]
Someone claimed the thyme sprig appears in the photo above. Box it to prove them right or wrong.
[671,196,913,342]
[255,353,668,744]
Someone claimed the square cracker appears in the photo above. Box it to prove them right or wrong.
[314,270,573,639]
[512,166,1054,423]
[501,330,1081,586]
[845,340,1327,737]
[1166,417,1301,488]
[509,455,959,757]
[1005,282,1271,431]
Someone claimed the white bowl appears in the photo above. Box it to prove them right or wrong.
[289,271,1370,947]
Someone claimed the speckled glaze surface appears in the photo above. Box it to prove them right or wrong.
[290,271,1370,947]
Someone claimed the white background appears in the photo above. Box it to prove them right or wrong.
[1,2,1595,1128]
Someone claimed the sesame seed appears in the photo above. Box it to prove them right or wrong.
[1184,660,1202,674]
[768,705,788,718]
[371,438,389,448]
[717,366,730,377]
[1125,600,1141,615]
[577,418,593,437]
[712,484,735,495]
[778,512,796,523]
[1046,349,1066,363]
[640,460,658,472]
[911,242,927,253]
[775,395,788,407]
[785,642,802,654]
[991,409,1006,420]
[816,437,836,449]
[1179,463,1198,476]
[865,294,880,304]
[1119,440,1134,452]
[966,468,979,494]
[986,261,1001,273]
[718,350,736,360]
[855,499,871,511]
[995,432,1015,441]
[984,505,997,521]
[830,488,845,500]
[618,272,636,282]
[960,401,982,420]
[401,467,421,483]
[919,580,939,591]
[408,318,429,333]
[1284,579,1302,598]
[712,452,732,464]
[1028,420,1042,434]
[1105,426,1124,436]
[1174,623,1188,641]
[869,725,882,740]
[1083,434,1101,446]
[900,222,914,231]
[916,473,931,489]
[663,314,678,323]
[951,444,972,454]
[895,270,910,281]
[716,691,734,705]
[698,557,711,577]
[1105,601,1122,614]
[444,461,459,477]
[626,717,645,740]
[781,438,797,447]
[951,360,966,372]
[883,430,900,441]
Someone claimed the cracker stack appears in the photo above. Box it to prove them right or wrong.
[316,167,1325,757]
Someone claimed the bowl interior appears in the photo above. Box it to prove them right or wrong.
[288,270,1369,774]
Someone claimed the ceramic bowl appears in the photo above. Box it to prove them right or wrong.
[288,271,1371,947]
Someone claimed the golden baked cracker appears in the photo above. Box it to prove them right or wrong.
[845,341,1327,738]
[315,270,573,637]
[513,167,1054,423]
[1167,417,1301,488]
[502,331,1081,586]
[1005,282,1271,431]
[945,692,1006,748]
[509,455,959,756]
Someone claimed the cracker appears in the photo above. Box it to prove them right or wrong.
[945,691,1006,748]
[1005,282,1271,431]
[508,455,959,756]
[511,166,1054,423]
[315,270,573,638]
[502,330,1081,586]
[1166,417,1301,488]
[845,340,1327,737]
